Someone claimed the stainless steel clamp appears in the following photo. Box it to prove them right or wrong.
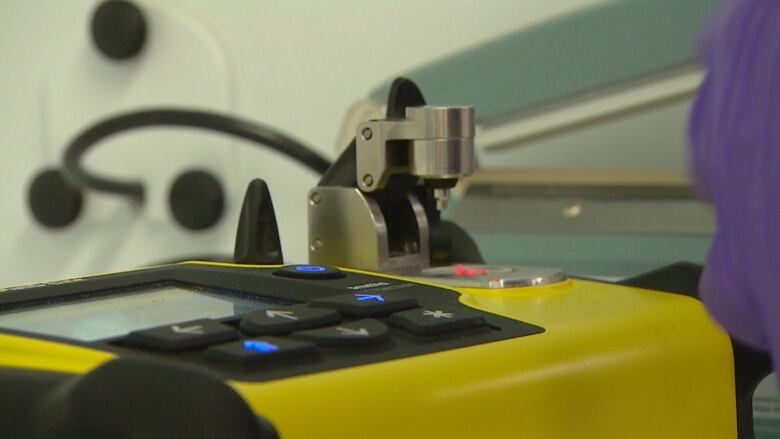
[356,105,475,211]
[308,79,477,274]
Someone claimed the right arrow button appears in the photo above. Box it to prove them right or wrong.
[292,319,389,347]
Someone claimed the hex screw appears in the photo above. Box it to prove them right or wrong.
[361,127,373,140]
[362,174,374,187]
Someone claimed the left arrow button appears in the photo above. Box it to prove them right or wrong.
[171,324,204,334]
[126,319,238,352]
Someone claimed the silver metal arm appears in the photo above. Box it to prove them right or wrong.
[356,106,475,210]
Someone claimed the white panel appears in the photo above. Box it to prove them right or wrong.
[0,0,606,286]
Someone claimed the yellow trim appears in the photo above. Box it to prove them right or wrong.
[0,333,113,374]
[179,261,283,269]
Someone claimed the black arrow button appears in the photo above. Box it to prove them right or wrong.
[126,319,238,352]
[240,306,341,335]
[291,319,389,347]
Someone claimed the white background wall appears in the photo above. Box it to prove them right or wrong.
[0,0,604,287]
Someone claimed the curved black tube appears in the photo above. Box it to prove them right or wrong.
[62,109,332,202]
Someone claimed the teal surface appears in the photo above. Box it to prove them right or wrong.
[756,419,780,439]
[469,231,711,278]
[371,0,721,122]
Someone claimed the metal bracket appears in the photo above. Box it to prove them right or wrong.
[308,187,430,274]
[356,106,475,210]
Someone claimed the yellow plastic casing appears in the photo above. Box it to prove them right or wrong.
[0,263,736,438]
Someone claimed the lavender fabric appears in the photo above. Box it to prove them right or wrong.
[689,0,780,365]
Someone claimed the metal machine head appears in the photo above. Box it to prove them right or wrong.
[308,78,480,274]
[355,105,475,211]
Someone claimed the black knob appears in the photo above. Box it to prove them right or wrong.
[169,169,224,231]
[234,179,284,265]
[91,0,147,60]
[27,168,84,228]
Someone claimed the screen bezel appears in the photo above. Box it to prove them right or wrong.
[0,282,294,342]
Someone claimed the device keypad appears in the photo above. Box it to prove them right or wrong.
[13,264,546,382]
[124,288,539,381]
[199,298,489,368]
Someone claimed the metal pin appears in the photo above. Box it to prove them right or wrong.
[433,188,450,211]
[562,202,583,219]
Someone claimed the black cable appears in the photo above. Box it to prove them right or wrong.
[62,108,332,202]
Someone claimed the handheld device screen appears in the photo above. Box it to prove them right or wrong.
[0,286,287,342]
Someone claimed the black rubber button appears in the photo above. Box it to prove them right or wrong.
[388,308,486,335]
[126,319,238,352]
[310,292,418,317]
[206,337,317,365]
[273,265,345,280]
[240,306,341,335]
[292,319,390,347]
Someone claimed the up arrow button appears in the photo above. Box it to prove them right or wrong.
[241,306,341,335]
[265,310,299,320]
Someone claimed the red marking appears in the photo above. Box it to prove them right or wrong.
[453,264,479,277]
[480,269,489,276]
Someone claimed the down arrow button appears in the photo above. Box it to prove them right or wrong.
[291,319,390,347]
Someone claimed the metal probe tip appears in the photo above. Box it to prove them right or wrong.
[433,188,450,211]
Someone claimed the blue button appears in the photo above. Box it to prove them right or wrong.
[274,264,344,280]
[295,265,327,273]
[243,340,280,354]
[355,294,385,303]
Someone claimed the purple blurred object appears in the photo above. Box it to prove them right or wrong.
[689,0,780,367]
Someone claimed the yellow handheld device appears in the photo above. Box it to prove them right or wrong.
[0,261,768,438]
[1,78,769,438]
